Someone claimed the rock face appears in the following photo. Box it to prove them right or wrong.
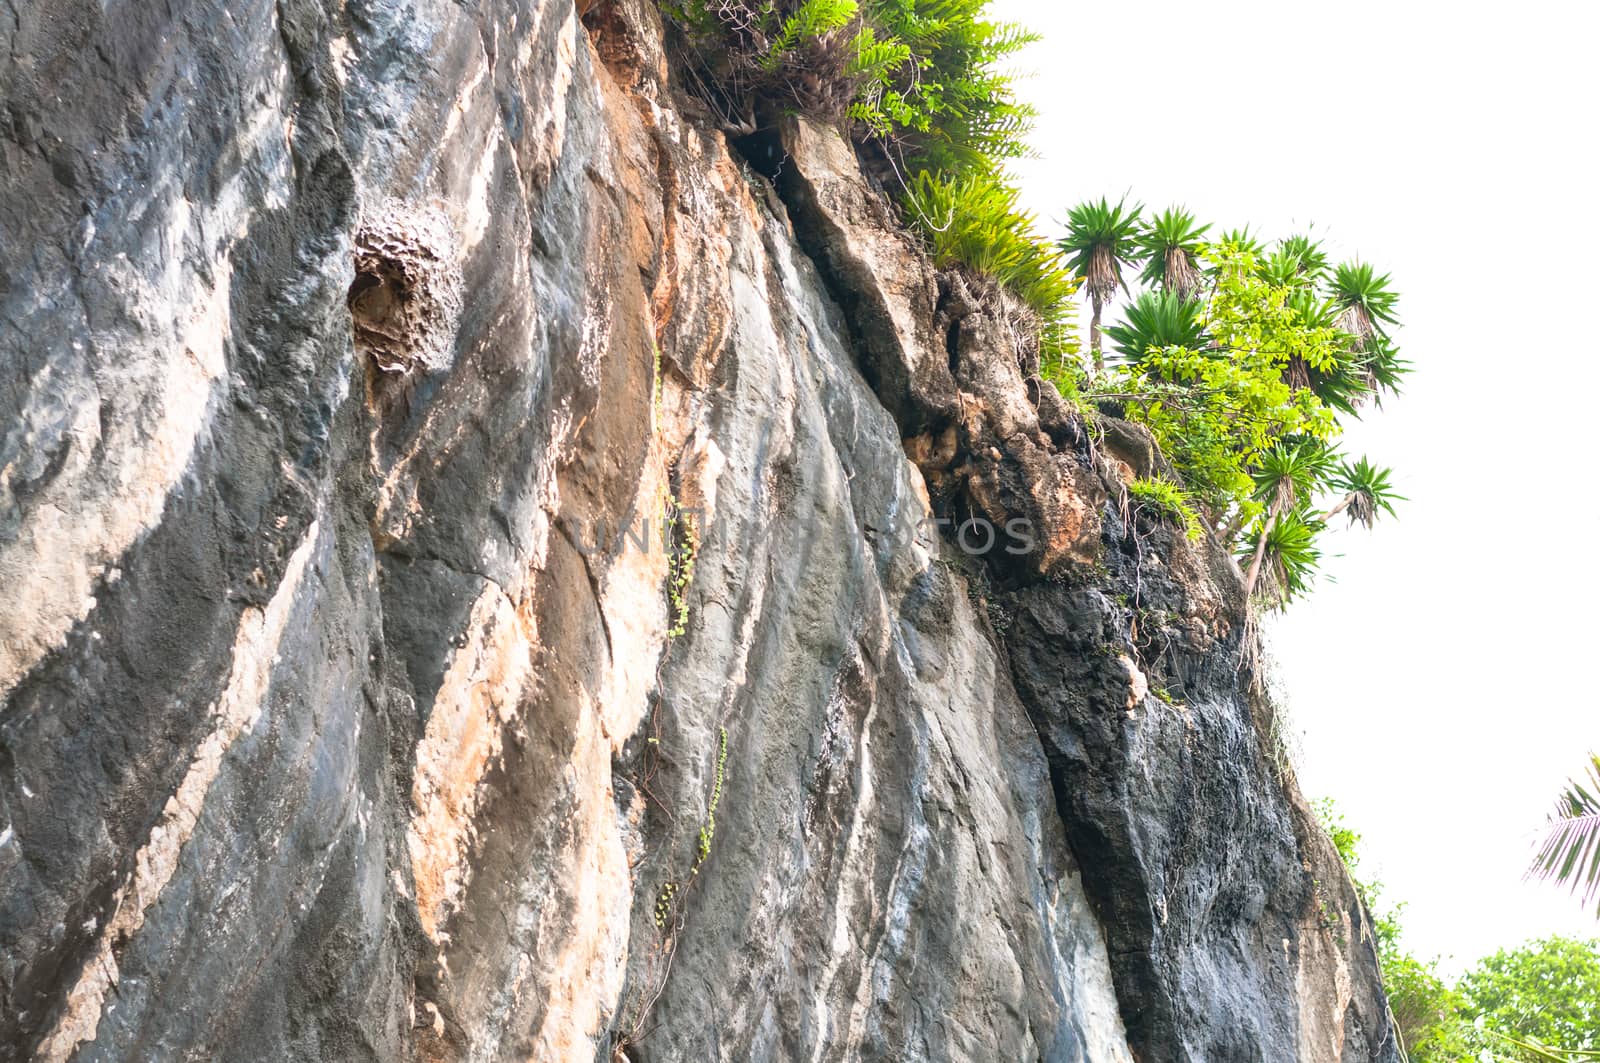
[0,1,1398,1061]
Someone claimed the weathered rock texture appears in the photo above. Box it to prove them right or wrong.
[0,1,1398,1060]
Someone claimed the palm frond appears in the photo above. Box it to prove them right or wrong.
[1326,457,1404,529]
[1252,439,1335,511]
[1278,234,1330,282]
[1530,752,1600,917]
[1241,506,1324,606]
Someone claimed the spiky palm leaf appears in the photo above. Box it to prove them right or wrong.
[1252,439,1335,511]
[1332,260,1400,347]
[1257,249,1299,289]
[1278,234,1330,282]
[1287,290,1341,331]
[1323,457,1403,529]
[1215,226,1265,260]
[1136,207,1211,300]
[1530,753,1600,918]
[1355,336,1411,401]
[1307,359,1373,416]
[1240,441,1333,599]
[1104,290,1208,363]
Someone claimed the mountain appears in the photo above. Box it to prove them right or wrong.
[0,0,1397,1059]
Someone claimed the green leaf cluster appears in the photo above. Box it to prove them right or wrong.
[1081,228,1407,608]
[661,0,1036,171]
[858,0,1039,174]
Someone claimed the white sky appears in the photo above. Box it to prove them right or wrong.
[989,0,1600,974]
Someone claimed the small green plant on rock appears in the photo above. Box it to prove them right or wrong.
[659,0,1076,376]
[653,880,678,930]
[662,492,699,639]
[902,170,1078,364]
[693,726,729,874]
[1127,476,1202,541]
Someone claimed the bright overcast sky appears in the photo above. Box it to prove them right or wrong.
[989,0,1600,972]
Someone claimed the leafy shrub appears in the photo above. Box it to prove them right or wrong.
[859,0,1038,174]
[662,0,866,120]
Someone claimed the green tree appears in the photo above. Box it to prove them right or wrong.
[1059,197,1144,373]
[1136,207,1210,301]
[1460,937,1600,1057]
[1317,801,1600,1062]
[1382,952,1482,1062]
[1097,237,1405,608]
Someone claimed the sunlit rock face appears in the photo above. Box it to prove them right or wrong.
[0,1,1396,1061]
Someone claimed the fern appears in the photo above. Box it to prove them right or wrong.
[762,0,860,73]
[663,0,1036,174]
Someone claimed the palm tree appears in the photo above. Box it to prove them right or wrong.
[1246,508,1324,605]
[1320,458,1403,528]
[1060,197,1144,373]
[1530,753,1600,917]
[1331,260,1400,349]
[1104,290,1208,363]
[1241,441,1333,600]
[1136,207,1211,301]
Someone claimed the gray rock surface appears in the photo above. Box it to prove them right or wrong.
[0,0,1398,1060]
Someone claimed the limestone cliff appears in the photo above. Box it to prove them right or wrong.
[0,1,1398,1060]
